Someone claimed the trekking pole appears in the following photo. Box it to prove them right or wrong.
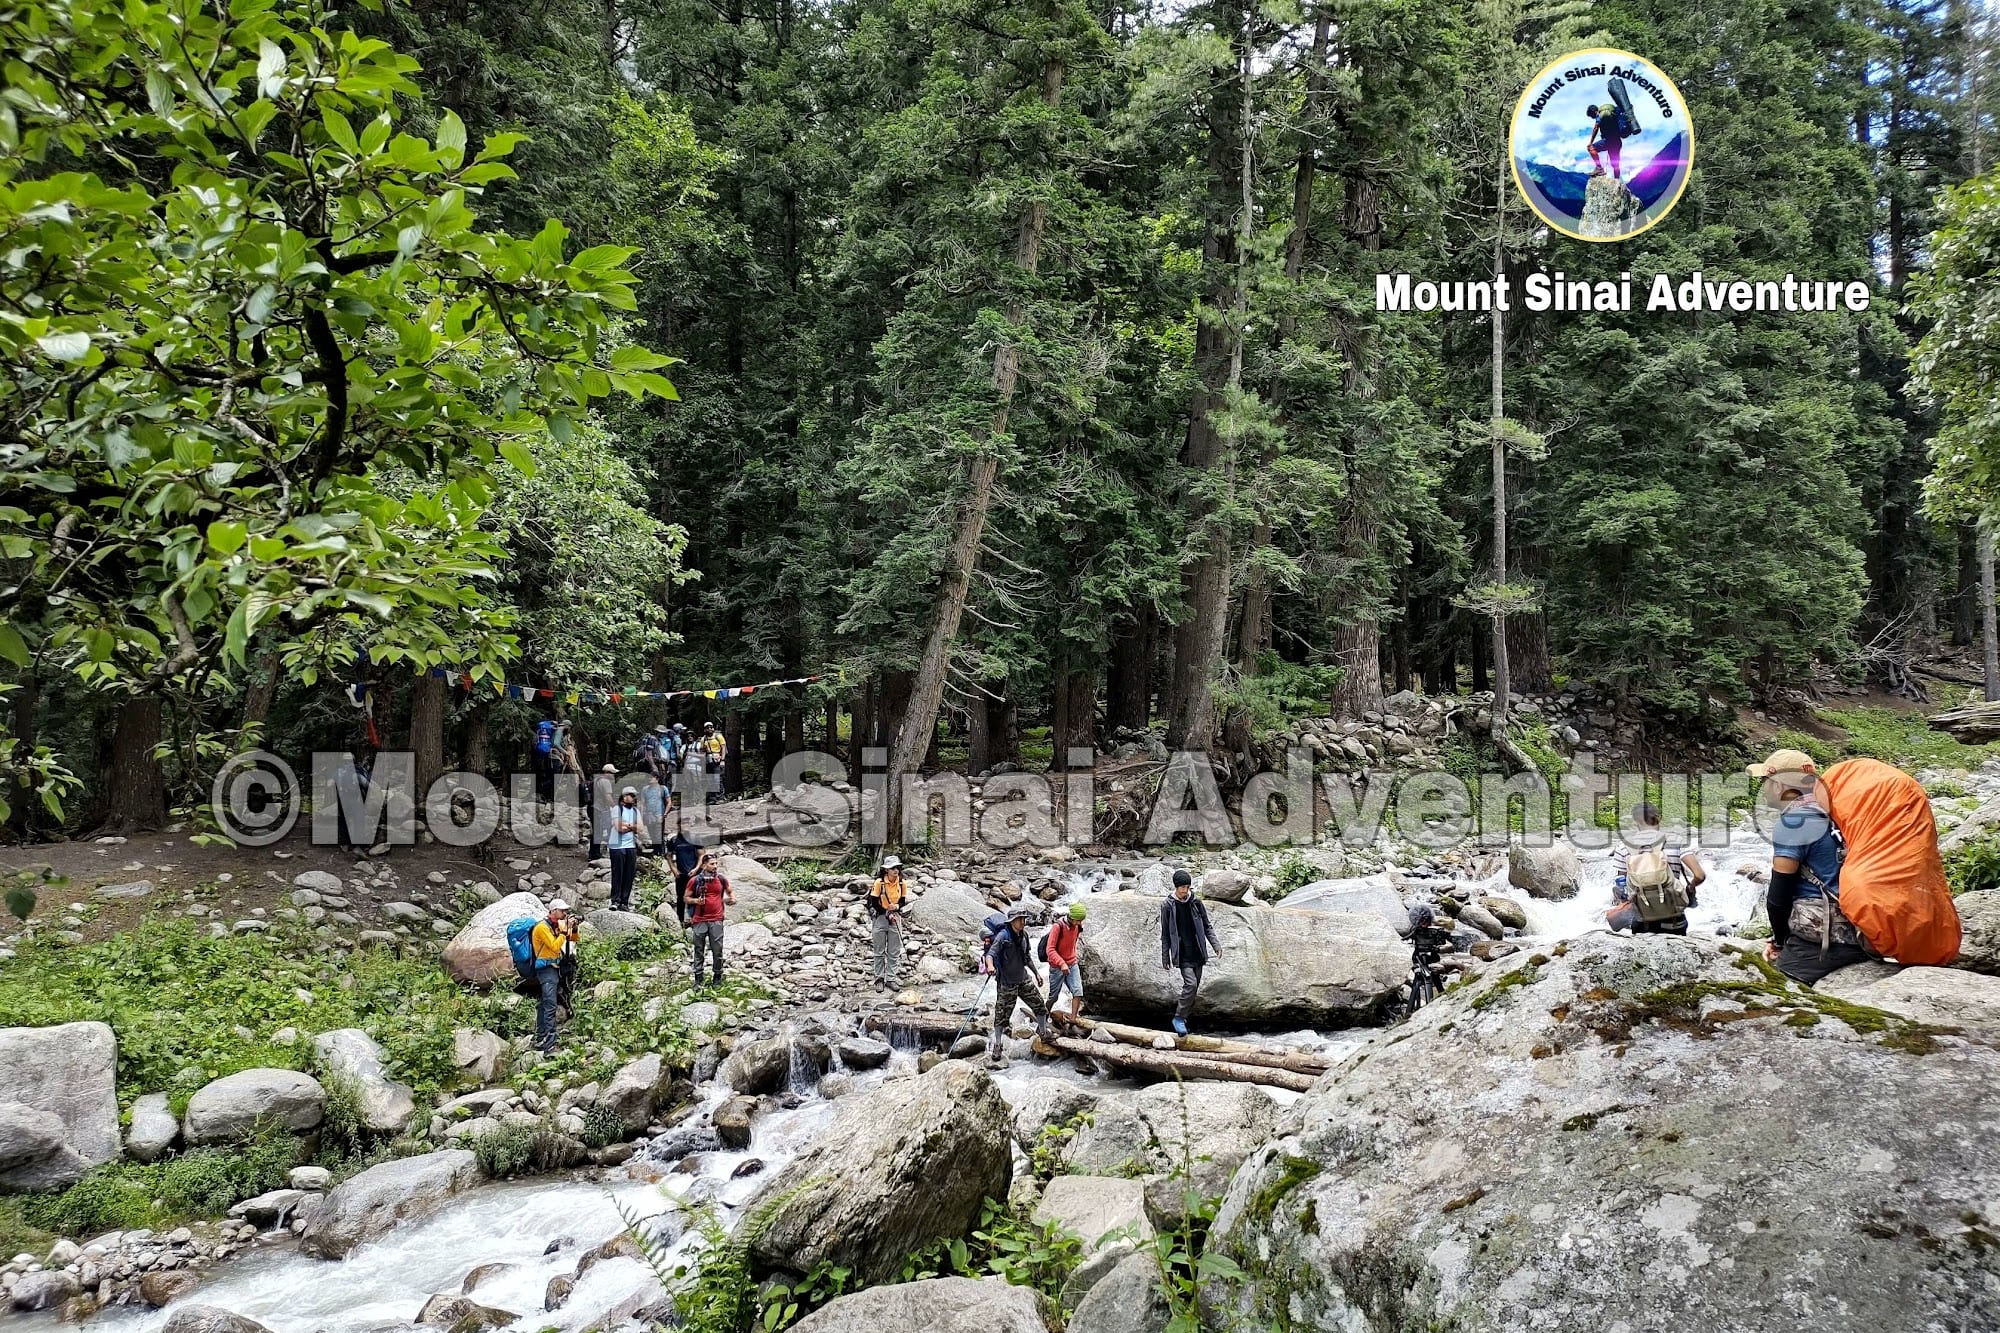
[947,974,992,1050]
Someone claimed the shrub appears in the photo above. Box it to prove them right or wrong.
[22,1168,156,1236]
[780,859,825,895]
[581,1103,626,1150]
[1269,855,1316,900]
[1946,835,2000,896]
[900,1198,1083,1314]
[470,1123,536,1179]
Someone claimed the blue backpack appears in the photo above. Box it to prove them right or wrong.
[506,917,540,982]
[534,722,556,757]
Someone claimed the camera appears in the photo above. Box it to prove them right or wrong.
[1412,924,1454,958]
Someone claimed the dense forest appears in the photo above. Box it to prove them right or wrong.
[4,0,2000,834]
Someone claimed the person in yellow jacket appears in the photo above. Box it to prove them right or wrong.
[531,899,579,1054]
[868,855,909,989]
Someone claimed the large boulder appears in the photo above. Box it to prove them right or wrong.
[1816,962,2000,1034]
[1001,1077,1101,1151]
[1033,1175,1154,1252]
[183,1069,325,1146]
[717,1033,793,1096]
[716,855,785,921]
[1206,932,2000,1332]
[0,1021,119,1191]
[1506,840,1581,899]
[1076,893,1405,1025]
[450,1029,508,1088]
[599,1053,665,1134]
[746,1061,1012,1285]
[1952,890,2000,976]
[1065,1250,1171,1333]
[1279,876,1409,935]
[298,1148,479,1259]
[584,909,653,938]
[1064,1082,1277,1198]
[163,1309,277,1333]
[313,1029,416,1134]
[442,892,546,988]
[9,1268,80,1310]
[127,1091,180,1164]
[787,1277,1055,1333]
[909,879,994,943]
[1199,870,1254,905]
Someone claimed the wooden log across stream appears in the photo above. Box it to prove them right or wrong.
[865,1009,1335,1090]
[1929,701,2000,743]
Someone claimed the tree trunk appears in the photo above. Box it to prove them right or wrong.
[462,698,490,776]
[1470,621,1490,693]
[886,53,1067,839]
[408,674,448,801]
[824,700,840,755]
[724,713,745,795]
[1489,162,1512,733]
[993,693,1021,766]
[1106,611,1153,735]
[1507,610,1554,696]
[101,696,167,832]
[785,707,805,758]
[1167,10,1252,752]
[1957,522,1979,647]
[6,674,39,838]
[967,693,993,774]
[241,646,281,732]
[1982,519,1997,701]
[1329,562,1386,716]
[849,683,874,785]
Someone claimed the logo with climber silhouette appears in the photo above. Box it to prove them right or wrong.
[1510,49,1694,243]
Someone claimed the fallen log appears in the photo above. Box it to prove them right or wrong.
[1047,1014,1333,1075]
[1032,1033,1319,1093]
[1928,701,2000,743]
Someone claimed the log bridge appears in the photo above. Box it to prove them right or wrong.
[865,1010,1336,1093]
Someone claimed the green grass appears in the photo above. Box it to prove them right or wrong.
[1817,706,2000,771]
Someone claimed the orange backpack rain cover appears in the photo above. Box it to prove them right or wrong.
[1820,758,1962,965]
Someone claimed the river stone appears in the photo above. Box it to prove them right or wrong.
[836,1037,892,1070]
[1278,876,1409,936]
[787,1276,1054,1333]
[293,870,344,896]
[0,1020,119,1190]
[1033,1175,1154,1252]
[139,1269,203,1306]
[1066,1250,1171,1333]
[1480,895,1528,930]
[1058,1238,1136,1311]
[585,909,652,938]
[229,1188,309,1227]
[1199,870,1254,905]
[1000,1077,1101,1150]
[713,1095,756,1149]
[9,1268,80,1310]
[461,1263,513,1295]
[416,1294,515,1329]
[299,1148,479,1259]
[184,1069,326,1145]
[600,1053,665,1134]
[1952,890,2000,976]
[1062,1095,1151,1176]
[442,892,546,988]
[1205,932,2000,1332]
[1816,963,2000,1033]
[715,855,785,921]
[313,1029,416,1134]
[910,878,995,943]
[451,1029,508,1088]
[1942,794,2000,852]
[718,1033,792,1095]
[164,1309,277,1333]
[1506,840,1581,899]
[95,878,156,899]
[1454,900,1505,940]
[1077,893,1406,1025]
[747,1061,1012,1285]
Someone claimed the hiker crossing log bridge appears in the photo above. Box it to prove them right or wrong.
[864,1011,1335,1093]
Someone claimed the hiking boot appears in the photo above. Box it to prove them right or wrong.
[1171,1017,1188,1037]
[1589,167,1606,178]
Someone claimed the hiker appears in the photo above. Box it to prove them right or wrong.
[984,903,1050,1067]
[1750,749,1872,983]
[332,751,371,852]
[699,722,728,799]
[641,773,671,856]
[1606,802,1707,935]
[686,849,736,987]
[1045,902,1087,1022]
[1585,101,1626,179]
[867,854,909,989]
[608,786,642,911]
[532,720,560,803]
[589,763,618,860]
[1159,870,1222,1036]
[666,830,704,924]
[530,899,579,1054]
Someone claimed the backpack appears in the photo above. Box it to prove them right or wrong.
[1036,932,1048,963]
[506,917,540,983]
[534,722,556,757]
[1626,846,1687,923]
[1819,758,1962,965]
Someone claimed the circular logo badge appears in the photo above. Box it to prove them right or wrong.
[1509,49,1694,242]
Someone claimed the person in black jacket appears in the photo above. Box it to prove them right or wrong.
[1159,870,1223,1036]
[983,905,1049,1067]
[666,831,705,925]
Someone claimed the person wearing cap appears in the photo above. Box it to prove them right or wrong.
[1159,869,1222,1036]
[1045,902,1088,1021]
[867,855,909,989]
[700,721,728,799]
[608,785,642,911]
[1749,747,1870,983]
[589,762,618,861]
[641,772,672,857]
[686,848,736,987]
[531,899,580,1054]
[983,902,1050,1066]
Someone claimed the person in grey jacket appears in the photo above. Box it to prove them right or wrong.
[1159,870,1222,1035]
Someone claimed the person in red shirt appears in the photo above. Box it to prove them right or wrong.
[1044,902,1086,1021]
[685,850,736,988]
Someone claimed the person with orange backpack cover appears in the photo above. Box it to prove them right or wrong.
[1748,748,1961,983]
